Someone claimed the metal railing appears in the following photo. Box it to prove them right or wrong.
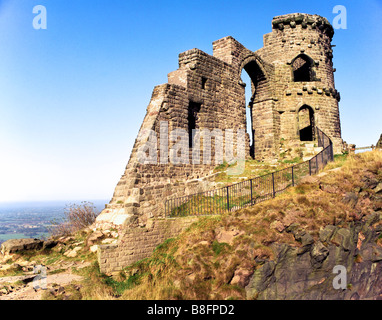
[354,146,376,152]
[165,127,334,217]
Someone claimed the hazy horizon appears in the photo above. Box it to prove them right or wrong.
[0,199,109,209]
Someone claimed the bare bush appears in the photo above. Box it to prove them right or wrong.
[49,201,99,238]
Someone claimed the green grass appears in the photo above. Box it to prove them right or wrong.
[214,161,230,172]
[283,157,302,164]
[333,152,349,165]
[102,272,142,296]
[213,159,288,184]
[212,241,231,256]
[48,268,66,275]
[154,238,177,253]
[324,152,349,170]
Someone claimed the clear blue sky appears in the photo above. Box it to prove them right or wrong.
[0,0,381,203]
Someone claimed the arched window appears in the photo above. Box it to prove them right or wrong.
[292,54,315,82]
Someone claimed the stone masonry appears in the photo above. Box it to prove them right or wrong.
[96,13,343,274]
[98,217,197,274]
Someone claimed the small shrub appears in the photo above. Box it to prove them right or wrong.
[214,161,229,172]
[48,201,99,237]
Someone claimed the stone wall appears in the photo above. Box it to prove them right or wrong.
[98,217,198,274]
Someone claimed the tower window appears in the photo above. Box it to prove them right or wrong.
[201,77,207,90]
[188,102,201,148]
[292,54,315,82]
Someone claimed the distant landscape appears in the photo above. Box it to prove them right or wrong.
[0,200,107,245]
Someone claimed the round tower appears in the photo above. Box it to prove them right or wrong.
[256,13,342,154]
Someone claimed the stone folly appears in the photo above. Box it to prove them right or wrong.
[96,13,343,273]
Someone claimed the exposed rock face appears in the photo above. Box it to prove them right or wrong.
[245,213,382,300]
[0,239,44,255]
[86,231,106,247]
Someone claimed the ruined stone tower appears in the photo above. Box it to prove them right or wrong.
[96,13,342,230]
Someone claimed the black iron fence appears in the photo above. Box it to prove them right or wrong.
[165,127,334,217]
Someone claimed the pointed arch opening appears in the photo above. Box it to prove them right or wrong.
[292,54,315,82]
[298,105,315,141]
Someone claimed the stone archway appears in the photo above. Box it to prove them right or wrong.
[239,55,277,160]
[240,56,270,159]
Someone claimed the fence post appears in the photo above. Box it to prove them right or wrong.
[292,166,295,187]
[250,179,253,204]
[309,159,312,176]
[272,173,275,198]
[226,186,230,212]
[321,151,324,168]
[316,156,318,174]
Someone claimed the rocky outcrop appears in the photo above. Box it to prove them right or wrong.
[0,239,44,255]
[245,213,382,300]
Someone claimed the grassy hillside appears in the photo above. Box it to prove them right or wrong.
[79,150,380,300]
[1,150,381,300]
